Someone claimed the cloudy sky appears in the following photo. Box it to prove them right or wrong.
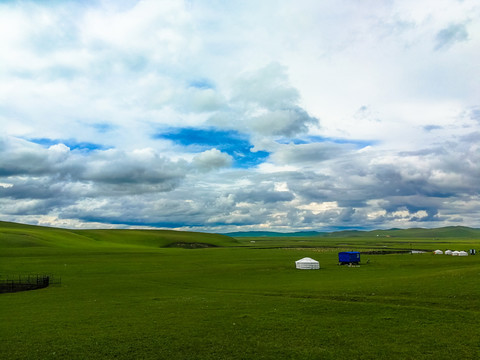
[1,0,479,232]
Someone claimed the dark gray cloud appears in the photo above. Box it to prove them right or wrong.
[234,184,295,204]
[271,142,354,164]
[0,137,191,212]
[0,138,189,192]
[0,178,73,200]
[80,150,188,187]
[58,195,210,228]
[0,138,56,176]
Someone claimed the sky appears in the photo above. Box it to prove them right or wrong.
[0,0,479,232]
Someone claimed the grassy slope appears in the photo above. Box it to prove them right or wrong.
[0,221,103,250]
[0,221,238,251]
[72,229,238,248]
[1,222,479,359]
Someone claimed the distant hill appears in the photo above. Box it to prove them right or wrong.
[365,226,480,239]
[224,231,325,237]
[225,226,480,238]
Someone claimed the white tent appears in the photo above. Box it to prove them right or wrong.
[434,250,443,254]
[295,257,320,269]
[452,251,460,256]
[458,251,468,256]
[445,250,452,255]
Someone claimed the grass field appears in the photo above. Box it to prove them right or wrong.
[1,221,479,359]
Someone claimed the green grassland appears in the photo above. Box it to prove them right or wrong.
[1,221,479,359]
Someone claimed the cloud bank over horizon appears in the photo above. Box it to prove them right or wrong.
[1,0,479,232]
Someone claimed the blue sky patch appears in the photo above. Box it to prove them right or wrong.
[91,122,116,133]
[154,128,269,168]
[189,79,215,90]
[276,135,375,148]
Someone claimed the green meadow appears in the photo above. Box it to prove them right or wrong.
[1,222,479,359]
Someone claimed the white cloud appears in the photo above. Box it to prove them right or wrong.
[192,149,232,172]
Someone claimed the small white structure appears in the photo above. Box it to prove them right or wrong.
[295,257,320,270]
[458,251,468,256]
[433,250,443,255]
[452,251,460,256]
[445,250,452,255]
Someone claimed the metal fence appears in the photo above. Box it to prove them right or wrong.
[0,274,61,293]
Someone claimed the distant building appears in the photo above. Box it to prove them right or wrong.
[338,251,360,265]
[295,257,320,270]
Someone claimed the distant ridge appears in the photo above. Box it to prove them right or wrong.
[223,231,325,237]
[225,226,480,238]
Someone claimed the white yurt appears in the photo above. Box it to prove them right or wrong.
[433,250,443,255]
[445,250,452,255]
[452,251,460,256]
[458,251,468,256]
[295,257,320,270]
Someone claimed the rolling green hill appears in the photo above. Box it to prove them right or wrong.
[0,221,238,250]
[72,229,238,248]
